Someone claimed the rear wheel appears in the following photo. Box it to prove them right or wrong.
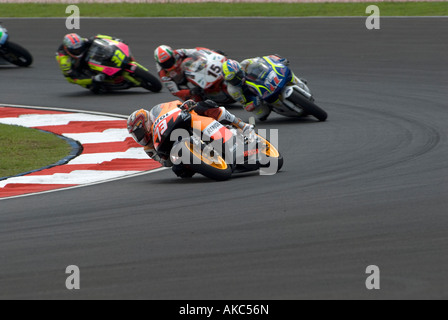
[184,138,232,181]
[134,67,162,92]
[2,41,33,67]
[288,90,327,121]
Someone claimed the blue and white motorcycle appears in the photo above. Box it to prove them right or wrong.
[0,24,33,67]
[244,56,327,121]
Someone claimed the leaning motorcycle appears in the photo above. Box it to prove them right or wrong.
[148,100,283,181]
[0,24,33,67]
[181,49,235,104]
[86,38,162,93]
[245,56,327,121]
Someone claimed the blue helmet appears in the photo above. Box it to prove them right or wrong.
[222,59,245,86]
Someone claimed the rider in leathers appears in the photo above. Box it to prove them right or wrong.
[223,54,304,121]
[127,100,254,172]
[154,45,227,102]
[56,33,124,92]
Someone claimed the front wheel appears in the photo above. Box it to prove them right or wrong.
[257,134,284,173]
[183,138,232,181]
[288,90,328,121]
[133,67,162,92]
[1,41,33,67]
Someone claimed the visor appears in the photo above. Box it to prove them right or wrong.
[228,75,243,86]
[159,57,175,69]
[132,126,147,144]
[70,47,84,56]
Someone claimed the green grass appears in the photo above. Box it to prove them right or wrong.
[0,124,71,178]
[0,2,446,17]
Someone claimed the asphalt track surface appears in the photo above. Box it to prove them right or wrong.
[0,18,447,300]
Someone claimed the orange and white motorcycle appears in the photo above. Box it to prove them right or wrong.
[148,100,283,181]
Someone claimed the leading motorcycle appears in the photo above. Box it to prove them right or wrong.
[148,100,283,181]
[85,37,162,93]
[0,24,33,67]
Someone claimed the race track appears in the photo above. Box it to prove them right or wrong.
[0,17,447,299]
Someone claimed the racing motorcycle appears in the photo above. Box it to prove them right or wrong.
[0,24,33,67]
[148,100,283,181]
[86,38,162,93]
[181,49,235,104]
[245,56,327,121]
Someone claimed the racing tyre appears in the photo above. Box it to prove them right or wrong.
[184,138,232,181]
[1,41,33,67]
[289,90,328,121]
[134,67,162,93]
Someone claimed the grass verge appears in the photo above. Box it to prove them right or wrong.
[0,2,446,17]
[0,124,71,178]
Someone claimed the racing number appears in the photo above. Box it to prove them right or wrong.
[155,119,168,138]
[111,50,126,67]
[208,64,221,78]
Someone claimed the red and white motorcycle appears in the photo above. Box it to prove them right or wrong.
[181,49,235,104]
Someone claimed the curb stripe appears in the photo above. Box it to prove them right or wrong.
[34,120,127,134]
[81,138,138,154]
[0,105,162,199]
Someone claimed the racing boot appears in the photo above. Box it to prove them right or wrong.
[232,117,255,136]
[215,107,254,136]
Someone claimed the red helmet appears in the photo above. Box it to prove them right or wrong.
[127,109,153,146]
[154,45,176,70]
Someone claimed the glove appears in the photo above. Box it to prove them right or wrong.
[244,97,261,112]
[179,99,197,111]
[92,73,106,83]
[147,150,172,167]
[165,81,179,93]
[197,99,218,109]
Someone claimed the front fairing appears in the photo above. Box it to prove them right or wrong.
[151,103,192,156]
[87,39,130,76]
[245,57,292,101]
[184,50,226,89]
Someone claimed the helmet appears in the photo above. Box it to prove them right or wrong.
[127,109,153,146]
[222,59,245,86]
[63,33,86,58]
[154,45,176,70]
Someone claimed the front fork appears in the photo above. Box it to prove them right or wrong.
[277,76,314,115]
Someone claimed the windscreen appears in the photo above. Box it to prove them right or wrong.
[87,39,114,63]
